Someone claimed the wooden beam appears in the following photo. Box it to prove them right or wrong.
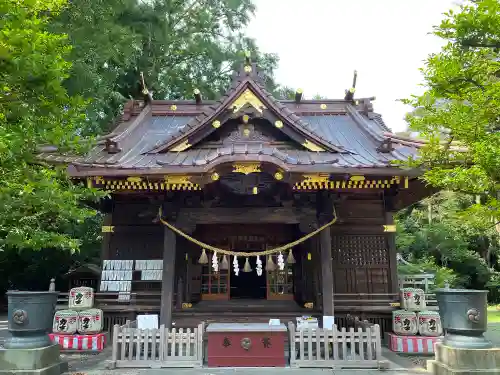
[178,207,315,225]
[320,225,334,316]
[160,227,176,327]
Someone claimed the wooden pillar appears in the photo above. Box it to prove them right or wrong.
[101,213,113,260]
[160,227,176,327]
[320,225,334,316]
[385,211,399,293]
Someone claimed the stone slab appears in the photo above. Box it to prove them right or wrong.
[435,342,500,370]
[427,359,500,375]
[0,344,65,370]
[0,361,67,375]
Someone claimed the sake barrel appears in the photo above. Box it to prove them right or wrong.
[69,287,94,310]
[418,310,443,337]
[53,309,78,334]
[401,287,426,311]
[77,308,103,334]
[393,310,418,336]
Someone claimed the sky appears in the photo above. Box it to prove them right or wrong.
[245,0,461,132]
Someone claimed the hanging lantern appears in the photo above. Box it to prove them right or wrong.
[287,249,296,264]
[198,248,208,264]
[233,256,239,276]
[277,252,285,270]
[266,255,276,271]
[212,251,218,273]
[256,256,263,276]
[220,255,229,270]
[243,257,252,272]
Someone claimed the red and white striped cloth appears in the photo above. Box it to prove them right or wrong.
[388,333,442,354]
[49,333,106,351]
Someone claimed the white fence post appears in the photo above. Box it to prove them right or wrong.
[287,323,383,369]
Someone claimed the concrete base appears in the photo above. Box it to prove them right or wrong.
[0,344,68,375]
[427,342,500,375]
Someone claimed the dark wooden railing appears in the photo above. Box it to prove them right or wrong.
[333,293,399,312]
[57,291,162,311]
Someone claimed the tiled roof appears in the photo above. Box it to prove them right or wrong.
[38,64,423,176]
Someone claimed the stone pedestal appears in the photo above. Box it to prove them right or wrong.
[427,342,500,375]
[0,344,68,375]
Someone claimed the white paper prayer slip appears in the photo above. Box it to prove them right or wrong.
[137,314,159,329]
[322,315,335,330]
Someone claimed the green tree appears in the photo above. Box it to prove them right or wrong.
[403,0,500,221]
[52,0,290,134]
[0,0,102,252]
[396,191,500,301]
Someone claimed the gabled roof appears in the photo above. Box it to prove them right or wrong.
[147,64,347,154]
[38,61,424,177]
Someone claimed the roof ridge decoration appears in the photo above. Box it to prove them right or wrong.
[146,58,348,154]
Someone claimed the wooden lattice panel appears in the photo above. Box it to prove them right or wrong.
[332,235,391,294]
[332,235,388,267]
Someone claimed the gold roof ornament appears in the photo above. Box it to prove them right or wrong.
[170,140,191,152]
[349,175,365,181]
[383,225,397,233]
[232,162,261,175]
[302,174,330,183]
[164,175,192,184]
[244,65,252,73]
[274,171,284,180]
[212,120,221,128]
[127,176,142,183]
[211,172,220,181]
[231,89,266,114]
[320,104,327,109]
[302,139,325,152]
[274,120,283,129]
[170,104,177,111]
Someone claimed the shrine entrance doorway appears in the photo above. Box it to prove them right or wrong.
[197,224,296,302]
[230,255,266,299]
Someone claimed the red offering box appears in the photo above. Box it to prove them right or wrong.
[49,332,107,352]
[207,323,287,367]
[388,333,442,354]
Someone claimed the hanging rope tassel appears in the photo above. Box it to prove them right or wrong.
[256,256,263,276]
[220,255,229,270]
[287,249,296,264]
[243,257,252,272]
[198,248,208,264]
[266,255,276,271]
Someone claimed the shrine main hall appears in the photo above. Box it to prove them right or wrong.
[41,58,430,332]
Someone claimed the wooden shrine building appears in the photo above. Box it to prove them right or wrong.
[41,59,430,332]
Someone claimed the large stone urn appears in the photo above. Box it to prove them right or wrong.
[435,288,492,349]
[4,290,59,349]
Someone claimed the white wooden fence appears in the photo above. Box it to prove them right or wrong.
[107,321,203,368]
[288,322,385,369]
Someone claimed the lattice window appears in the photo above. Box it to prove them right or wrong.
[267,254,294,300]
[332,235,388,267]
[201,262,229,300]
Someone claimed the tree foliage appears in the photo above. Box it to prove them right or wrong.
[51,0,290,134]
[396,191,500,301]
[0,0,102,252]
[403,0,500,221]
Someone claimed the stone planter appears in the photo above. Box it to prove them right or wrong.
[4,290,59,349]
[435,288,492,349]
